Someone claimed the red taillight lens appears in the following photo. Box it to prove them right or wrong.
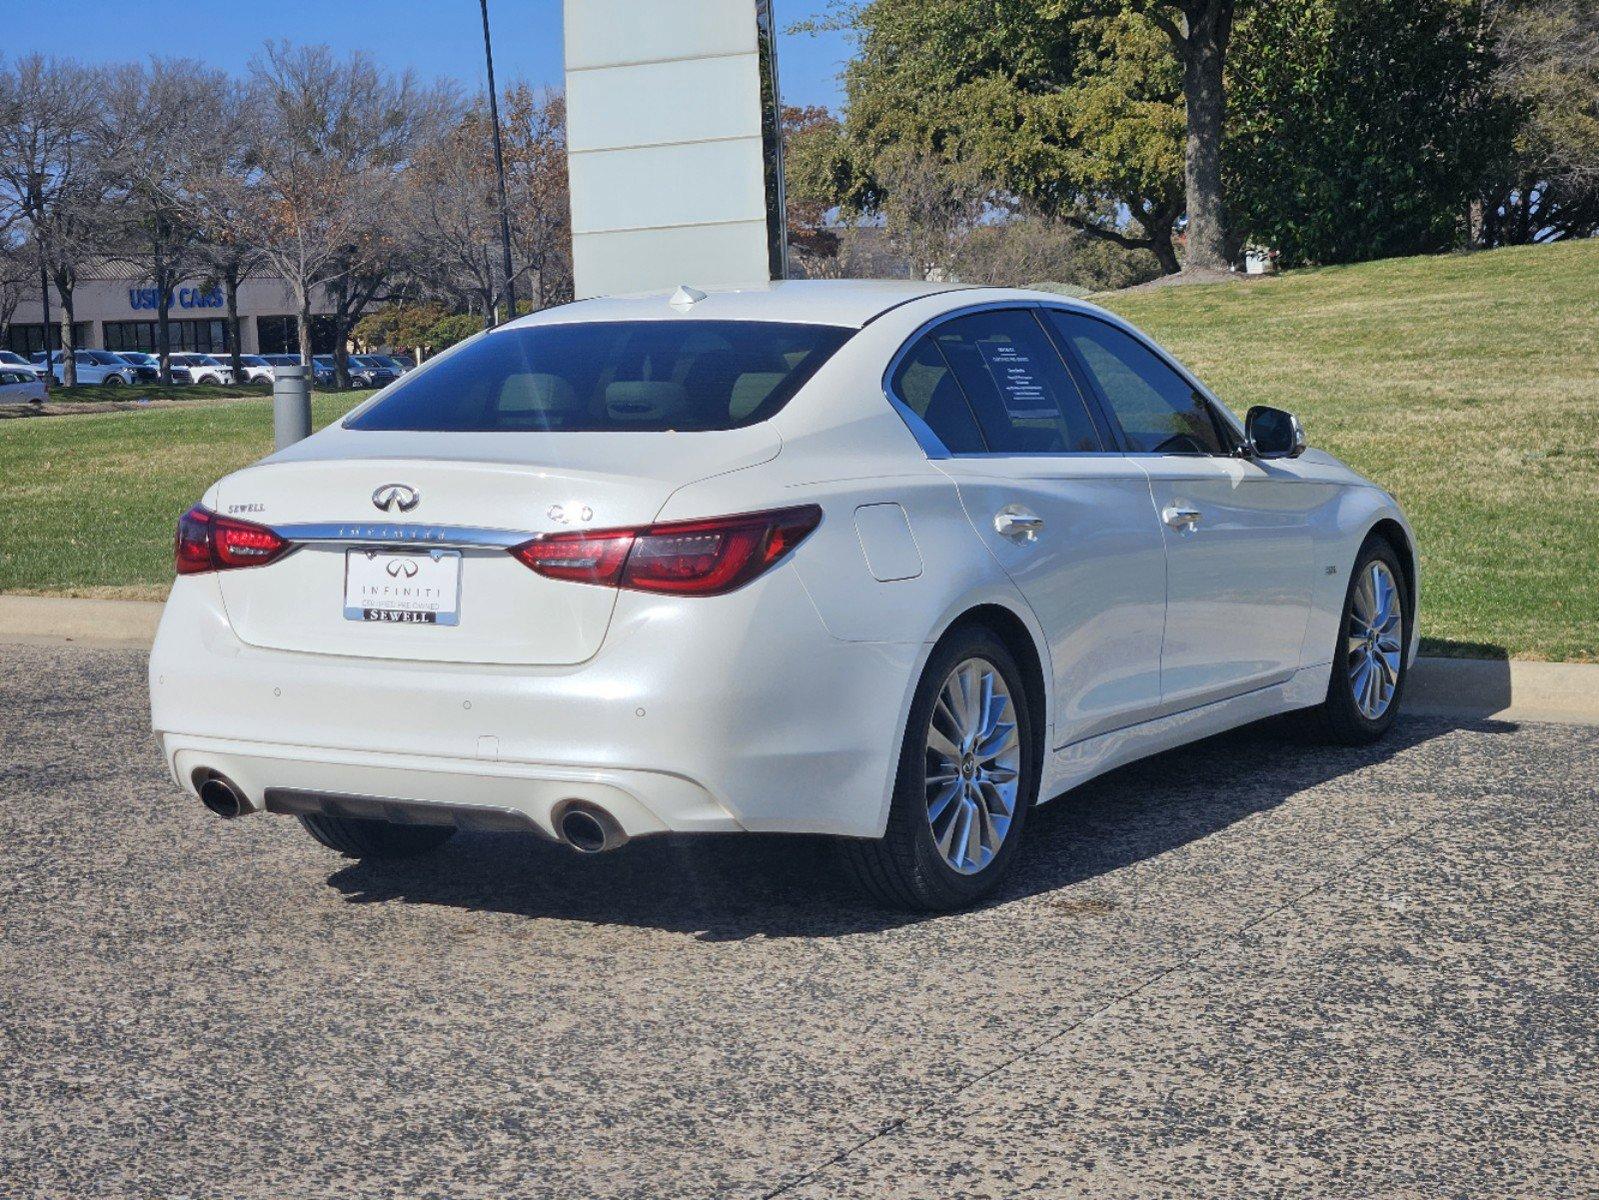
[174,505,288,575]
[509,529,636,586]
[510,505,822,596]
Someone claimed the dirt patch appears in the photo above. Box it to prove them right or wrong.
[0,395,257,420]
[1115,266,1268,292]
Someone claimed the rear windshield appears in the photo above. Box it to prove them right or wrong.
[345,320,854,433]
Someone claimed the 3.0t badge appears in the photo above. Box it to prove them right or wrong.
[372,483,421,513]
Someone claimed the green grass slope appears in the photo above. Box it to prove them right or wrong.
[1101,241,1598,661]
[0,393,368,600]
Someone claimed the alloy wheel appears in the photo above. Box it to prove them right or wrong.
[1347,560,1403,720]
[924,658,1021,874]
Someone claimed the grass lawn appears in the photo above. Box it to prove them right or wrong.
[1099,240,1598,661]
[0,392,369,601]
[0,241,1594,658]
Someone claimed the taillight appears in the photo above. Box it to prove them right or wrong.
[510,505,822,596]
[174,505,288,575]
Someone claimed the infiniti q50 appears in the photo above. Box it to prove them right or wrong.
[148,281,1417,910]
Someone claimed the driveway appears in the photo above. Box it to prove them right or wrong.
[2,642,1594,1198]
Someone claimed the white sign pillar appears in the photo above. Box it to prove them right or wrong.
[564,0,786,299]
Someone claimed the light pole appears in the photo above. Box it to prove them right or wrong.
[480,0,518,324]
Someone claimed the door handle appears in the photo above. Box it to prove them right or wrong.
[1162,505,1202,531]
[995,506,1045,541]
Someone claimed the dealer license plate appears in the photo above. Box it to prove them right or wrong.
[343,548,462,625]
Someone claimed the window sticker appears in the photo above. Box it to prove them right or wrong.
[976,340,1057,420]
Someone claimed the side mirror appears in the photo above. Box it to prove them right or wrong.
[1245,405,1307,459]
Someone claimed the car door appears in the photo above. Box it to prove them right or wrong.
[1046,310,1329,711]
[890,307,1168,748]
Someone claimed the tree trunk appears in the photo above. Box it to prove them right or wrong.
[295,293,313,371]
[56,274,77,388]
[155,260,173,387]
[1181,1,1233,273]
[36,253,51,394]
[1149,222,1181,275]
[223,266,243,383]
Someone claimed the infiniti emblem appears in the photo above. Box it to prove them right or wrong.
[372,483,421,513]
[385,558,420,578]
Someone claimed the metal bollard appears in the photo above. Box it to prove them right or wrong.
[272,365,312,449]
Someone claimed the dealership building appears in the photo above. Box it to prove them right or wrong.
[4,262,346,358]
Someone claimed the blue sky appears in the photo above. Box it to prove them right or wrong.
[5,0,854,110]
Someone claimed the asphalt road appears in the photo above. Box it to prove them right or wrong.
[2,641,1595,1199]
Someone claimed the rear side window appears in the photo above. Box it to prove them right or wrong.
[346,320,853,433]
[889,335,986,454]
[930,310,1102,454]
[1047,312,1228,455]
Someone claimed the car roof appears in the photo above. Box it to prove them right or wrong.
[507,278,1002,331]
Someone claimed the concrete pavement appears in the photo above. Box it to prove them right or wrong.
[1,642,1595,1198]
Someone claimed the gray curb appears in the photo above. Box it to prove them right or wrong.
[2,593,1595,726]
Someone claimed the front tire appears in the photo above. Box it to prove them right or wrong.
[840,626,1038,910]
[1307,537,1410,744]
[101,374,124,388]
[298,814,455,859]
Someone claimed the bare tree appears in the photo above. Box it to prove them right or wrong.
[0,56,105,386]
[184,80,265,382]
[502,84,572,309]
[98,59,229,383]
[873,146,991,280]
[0,235,33,338]
[399,100,505,324]
[205,42,444,370]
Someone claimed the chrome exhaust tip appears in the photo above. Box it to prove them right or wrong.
[556,802,627,853]
[196,774,250,819]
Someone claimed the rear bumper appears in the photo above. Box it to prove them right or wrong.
[161,732,734,840]
[150,570,924,840]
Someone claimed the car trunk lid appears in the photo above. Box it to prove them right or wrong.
[211,429,779,665]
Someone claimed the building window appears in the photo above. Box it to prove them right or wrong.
[5,323,92,356]
[257,314,340,356]
[103,320,231,354]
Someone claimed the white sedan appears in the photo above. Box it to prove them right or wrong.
[148,281,1417,909]
[0,367,47,403]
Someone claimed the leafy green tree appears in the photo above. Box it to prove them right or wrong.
[1475,0,1599,245]
[1227,0,1507,265]
[833,0,1188,273]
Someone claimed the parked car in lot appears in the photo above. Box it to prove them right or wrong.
[0,349,42,376]
[233,354,277,384]
[150,281,1418,910]
[0,367,47,403]
[112,352,159,383]
[309,354,392,389]
[349,355,402,387]
[32,349,138,386]
[366,353,415,374]
[112,352,198,385]
[167,353,235,386]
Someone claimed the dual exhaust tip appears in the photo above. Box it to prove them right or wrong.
[195,771,627,854]
[196,773,251,819]
[555,802,627,854]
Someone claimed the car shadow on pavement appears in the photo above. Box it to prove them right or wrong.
[322,712,1519,940]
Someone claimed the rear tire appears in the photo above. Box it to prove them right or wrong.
[1304,536,1410,745]
[840,625,1038,911]
[298,814,455,859]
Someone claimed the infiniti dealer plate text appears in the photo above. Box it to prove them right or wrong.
[343,549,461,625]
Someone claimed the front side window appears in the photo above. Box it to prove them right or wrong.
[347,321,853,433]
[1048,312,1229,455]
